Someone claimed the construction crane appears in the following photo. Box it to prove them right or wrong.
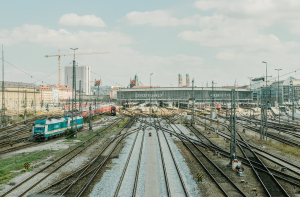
[45,50,110,85]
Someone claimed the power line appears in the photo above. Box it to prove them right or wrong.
[0,58,72,85]
[269,68,300,81]
[32,62,72,84]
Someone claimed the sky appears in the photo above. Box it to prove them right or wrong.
[1,0,300,88]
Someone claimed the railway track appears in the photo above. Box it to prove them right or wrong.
[114,117,145,197]
[162,116,247,197]
[201,113,300,148]
[193,117,300,196]
[186,124,300,189]
[0,116,116,155]
[0,117,124,197]
[155,117,189,197]
[195,116,300,172]
[37,117,136,197]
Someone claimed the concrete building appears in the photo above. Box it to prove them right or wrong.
[117,87,252,103]
[186,74,190,87]
[91,85,114,96]
[250,76,300,106]
[0,81,39,115]
[40,85,73,104]
[110,87,124,99]
[64,65,90,95]
[55,85,72,102]
[178,74,183,87]
[39,86,53,105]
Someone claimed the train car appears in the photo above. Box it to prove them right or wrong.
[33,116,83,141]
[80,104,111,117]
[216,104,221,110]
[111,106,116,116]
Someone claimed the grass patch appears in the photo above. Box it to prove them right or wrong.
[264,139,300,157]
[57,118,127,159]
[116,118,129,129]
[0,150,54,184]
[249,135,300,158]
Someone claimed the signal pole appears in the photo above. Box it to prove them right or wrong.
[70,48,78,137]
[24,90,27,122]
[89,105,92,131]
[191,79,195,125]
[2,45,5,126]
[230,89,236,165]
[79,80,81,115]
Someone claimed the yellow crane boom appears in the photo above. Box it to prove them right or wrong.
[45,50,110,85]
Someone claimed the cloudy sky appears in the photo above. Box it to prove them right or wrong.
[1,0,300,88]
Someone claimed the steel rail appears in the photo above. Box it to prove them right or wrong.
[0,117,122,197]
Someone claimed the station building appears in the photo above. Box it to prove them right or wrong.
[251,76,300,106]
[117,87,253,104]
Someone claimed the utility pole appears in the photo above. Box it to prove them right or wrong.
[201,82,204,109]
[291,80,294,121]
[70,47,78,136]
[97,84,99,112]
[89,105,92,130]
[191,79,195,125]
[275,69,282,133]
[79,80,81,115]
[24,90,27,122]
[2,45,5,126]
[150,73,153,115]
[261,61,268,140]
[18,85,20,117]
[33,86,36,114]
[212,81,214,108]
[230,89,236,165]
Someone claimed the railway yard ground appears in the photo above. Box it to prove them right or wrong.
[1,107,300,196]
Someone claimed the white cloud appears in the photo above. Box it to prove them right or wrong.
[0,24,203,86]
[120,10,202,26]
[0,24,131,49]
[58,13,106,27]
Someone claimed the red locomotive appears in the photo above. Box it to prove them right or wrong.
[110,106,116,116]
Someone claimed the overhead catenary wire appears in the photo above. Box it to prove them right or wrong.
[0,58,72,86]
[269,68,300,81]
[76,62,124,87]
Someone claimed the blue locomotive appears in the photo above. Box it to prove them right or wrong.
[33,116,84,141]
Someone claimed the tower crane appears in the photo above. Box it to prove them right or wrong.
[45,50,110,85]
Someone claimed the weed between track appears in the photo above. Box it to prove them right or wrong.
[0,150,54,185]
[248,134,300,157]
[0,116,127,188]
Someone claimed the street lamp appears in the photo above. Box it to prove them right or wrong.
[275,69,282,133]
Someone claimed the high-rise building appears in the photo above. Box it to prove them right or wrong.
[64,66,90,95]
[178,74,183,87]
[186,74,190,87]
